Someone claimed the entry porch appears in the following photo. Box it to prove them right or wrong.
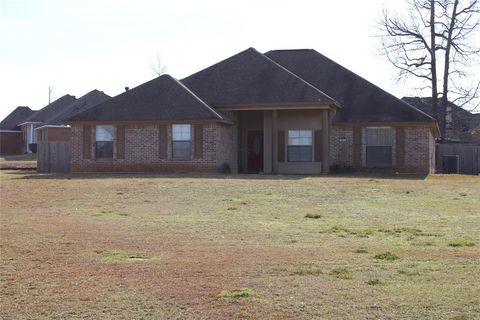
[223,106,335,174]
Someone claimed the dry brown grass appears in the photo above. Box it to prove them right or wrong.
[1,171,479,319]
[0,154,36,170]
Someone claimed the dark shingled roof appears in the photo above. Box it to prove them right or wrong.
[181,47,335,107]
[68,75,223,122]
[0,106,36,130]
[42,90,111,126]
[22,95,77,124]
[265,49,435,123]
[402,96,480,133]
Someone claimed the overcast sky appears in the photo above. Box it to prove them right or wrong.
[2,0,476,120]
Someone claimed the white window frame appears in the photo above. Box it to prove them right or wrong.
[287,130,313,162]
[172,124,191,160]
[95,125,114,159]
[365,127,394,167]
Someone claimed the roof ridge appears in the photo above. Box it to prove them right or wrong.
[255,48,340,106]
[181,47,258,82]
[168,75,224,120]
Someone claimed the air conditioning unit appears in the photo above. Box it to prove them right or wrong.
[442,155,459,174]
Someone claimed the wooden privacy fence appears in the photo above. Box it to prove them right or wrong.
[37,141,71,173]
[436,143,480,175]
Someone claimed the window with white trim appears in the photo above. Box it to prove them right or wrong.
[287,130,313,162]
[365,127,393,166]
[172,124,191,160]
[95,125,114,158]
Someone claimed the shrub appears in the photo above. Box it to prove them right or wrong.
[305,213,321,219]
[217,162,231,174]
[330,164,355,174]
[330,267,352,279]
[374,252,399,261]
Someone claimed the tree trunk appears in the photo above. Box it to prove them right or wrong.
[441,0,460,141]
[430,0,439,118]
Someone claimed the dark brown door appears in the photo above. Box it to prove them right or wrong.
[247,130,264,173]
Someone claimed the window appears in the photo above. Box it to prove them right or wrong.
[172,124,191,160]
[365,127,393,166]
[287,130,312,162]
[95,125,114,158]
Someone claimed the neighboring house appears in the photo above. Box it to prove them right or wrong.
[36,90,111,144]
[35,90,111,173]
[67,48,439,174]
[0,106,36,155]
[19,95,77,153]
[402,97,480,143]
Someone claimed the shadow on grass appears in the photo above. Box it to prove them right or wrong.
[4,170,428,181]
[0,154,37,161]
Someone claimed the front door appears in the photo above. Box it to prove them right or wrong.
[247,130,264,173]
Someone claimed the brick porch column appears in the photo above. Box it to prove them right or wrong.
[322,109,330,173]
[272,110,278,174]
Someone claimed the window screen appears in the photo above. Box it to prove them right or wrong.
[365,127,393,166]
[172,124,191,160]
[95,125,114,159]
[287,130,312,162]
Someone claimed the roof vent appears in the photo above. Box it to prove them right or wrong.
[125,87,129,91]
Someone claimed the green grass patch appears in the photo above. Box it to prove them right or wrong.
[329,267,352,279]
[398,268,420,276]
[448,238,476,247]
[378,227,432,236]
[304,213,321,219]
[98,250,160,262]
[292,267,322,276]
[374,252,399,261]
[218,288,256,299]
[320,225,374,237]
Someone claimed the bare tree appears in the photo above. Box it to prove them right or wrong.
[150,53,167,76]
[48,86,54,104]
[378,0,480,139]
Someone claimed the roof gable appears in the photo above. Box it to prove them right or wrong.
[22,95,77,124]
[68,75,223,122]
[181,47,335,107]
[266,49,435,123]
[0,106,36,131]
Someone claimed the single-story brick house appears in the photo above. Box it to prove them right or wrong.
[402,96,480,143]
[0,91,110,156]
[18,95,77,153]
[0,106,35,155]
[67,48,439,174]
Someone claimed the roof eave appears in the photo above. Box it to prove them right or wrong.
[64,118,233,126]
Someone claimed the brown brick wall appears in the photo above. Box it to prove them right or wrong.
[37,127,71,142]
[215,122,238,173]
[330,127,354,167]
[330,125,435,173]
[70,122,235,173]
[0,132,23,155]
[404,127,435,173]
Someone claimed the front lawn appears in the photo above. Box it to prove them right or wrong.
[0,172,479,319]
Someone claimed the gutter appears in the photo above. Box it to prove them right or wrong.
[35,125,70,130]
